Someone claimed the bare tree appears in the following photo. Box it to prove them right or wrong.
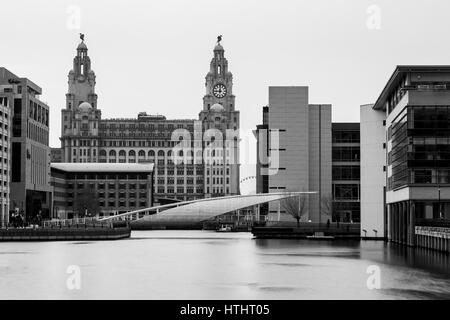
[321,194,334,223]
[74,187,100,218]
[281,193,308,227]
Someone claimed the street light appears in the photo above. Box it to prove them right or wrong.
[438,184,442,219]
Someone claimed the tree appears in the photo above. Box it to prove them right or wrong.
[281,192,308,227]
[73,187,100,218]
[321,194,334,224]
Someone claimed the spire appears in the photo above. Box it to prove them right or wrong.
[73,34,91,76]
[214,35,224,58]
[77,33,88,52]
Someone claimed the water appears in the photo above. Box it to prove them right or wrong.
[0,230,449,299]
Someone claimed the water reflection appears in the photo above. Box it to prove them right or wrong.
[0,231,449,299]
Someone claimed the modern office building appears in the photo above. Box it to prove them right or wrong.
[331,123,361,223]
[57,37,239,204]
[362,65,450,244]
[0,94,11,227]
[50,163,154,219]
[0,67,52,221]
[255,86,332,223]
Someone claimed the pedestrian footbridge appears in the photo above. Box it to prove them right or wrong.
[98,192,315,224]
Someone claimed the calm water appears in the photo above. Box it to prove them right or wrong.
[1,230,449,300]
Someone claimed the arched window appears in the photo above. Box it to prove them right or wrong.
[167,150,173,165]
[129,150,136,163]
[157,150,165,157]
[109,150,116,163]
[99,150,107,163]
[119,150,126,163]
[148,150,155,157]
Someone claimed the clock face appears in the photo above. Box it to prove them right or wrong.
[213,84,227,98]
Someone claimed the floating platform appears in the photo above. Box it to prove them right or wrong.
[0,226,131,241]
[252,227,360,239]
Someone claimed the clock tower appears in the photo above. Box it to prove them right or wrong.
[61,36,101,163]
[201,40,235,113]
[200,37,240,197]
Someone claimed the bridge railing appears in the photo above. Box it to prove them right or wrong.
[43,217,112,228]
[97,192,313,223]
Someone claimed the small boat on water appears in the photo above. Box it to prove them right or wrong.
[216,224,233,232]
[306,232,335,240]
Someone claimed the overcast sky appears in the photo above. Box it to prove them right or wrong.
[3,0,450,193]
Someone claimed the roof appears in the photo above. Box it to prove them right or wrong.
[214,43,224,51]
[0,67,42,94]
[332,122,360,130]
[77,41,87,50]
[123,192,318,223]
[373,65,450,110]
[51,163,154,173]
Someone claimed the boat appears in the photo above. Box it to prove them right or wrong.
[216,224,233,232]
[306,232,335,240]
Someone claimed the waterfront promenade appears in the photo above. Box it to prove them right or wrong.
[0,218,130,241]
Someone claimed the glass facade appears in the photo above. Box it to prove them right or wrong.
[331,124,360,223]
[388,106,450,190]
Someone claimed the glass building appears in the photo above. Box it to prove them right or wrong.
[332,123,360,223]
[370,65,450,246]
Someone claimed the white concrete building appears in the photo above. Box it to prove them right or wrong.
[256,86,332,223]
[360,104,386,238]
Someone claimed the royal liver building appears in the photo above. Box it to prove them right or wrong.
[59,36,240,203]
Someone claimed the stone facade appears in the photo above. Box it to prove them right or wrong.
[59,39,240,204]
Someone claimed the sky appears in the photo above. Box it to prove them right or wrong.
[3,0,450,193]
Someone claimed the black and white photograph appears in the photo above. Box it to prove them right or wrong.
[1,0,450,312]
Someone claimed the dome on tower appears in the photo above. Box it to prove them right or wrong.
[77,41,87,50]
[78,101,92,111]
[210,103,224,112]
[214,43,224,51]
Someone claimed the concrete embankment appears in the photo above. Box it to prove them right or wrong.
[0,226,131,241]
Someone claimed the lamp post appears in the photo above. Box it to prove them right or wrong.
[438,184,442,219]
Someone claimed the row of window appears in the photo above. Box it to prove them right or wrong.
[332,147,360,162]
[29,99,49,126]
[332,130,360,143]
[157,168,201,176]
[157,178,198,185]
[389,106,450,189]
[67,201,147,208]
[156,187,201,194]
[66,173,149,180]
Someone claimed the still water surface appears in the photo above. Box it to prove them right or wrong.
[1,230,449,299]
